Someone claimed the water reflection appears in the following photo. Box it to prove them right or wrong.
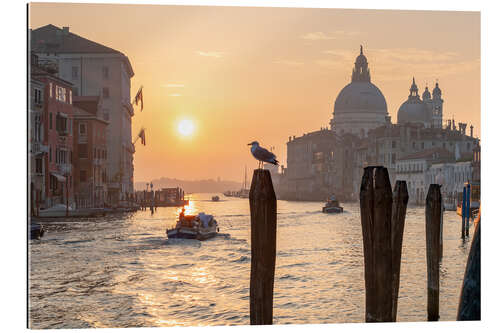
[29,194,473,328]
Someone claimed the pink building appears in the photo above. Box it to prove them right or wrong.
[32,60,75,208]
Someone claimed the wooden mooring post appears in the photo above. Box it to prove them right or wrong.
[466,183,471,237]
[457,215,481,320]
[360,166,407,322]
[461,186,466,239]
[249,169,277,325]
[391,180,409,322]
[426,184,442,321]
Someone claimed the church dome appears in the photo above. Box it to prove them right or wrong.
[397,78,432,125]
[330,46,389,137]
[334,81,388,114]
[334,45,387,115]
[397,100,429,124]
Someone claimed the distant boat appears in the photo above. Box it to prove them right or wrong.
[322,195,344,214]
[166,211,219,240]
[237,166,249,198]
[212,195,220,202]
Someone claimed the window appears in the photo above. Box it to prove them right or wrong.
[34,88,42,104]
[72,66,79,79]
[49,82,53,98]
[56,114,68,134]
[35,158,43,174]
[49,146,52,162]
[102,87,109,98]
[69,90,72,104]
[78,144,88,158]
[79,123,87,135]
[80,170,87,182]
[49,113,53,129]
[421,142,424,149]
[103,66,109,79]
[56,86,67,102]
[103,111,109,121]
[392,141,396,149]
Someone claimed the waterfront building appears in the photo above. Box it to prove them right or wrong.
[279,46,480,202]
[72,96,109,208]
[329,46,390,137]
[29,53,47,214]
[472,145,481,183]
[279,128,358,201]
[395,148,454,205]
[31,55,75,209]
[425,161,473,206]
[31,24,135,205]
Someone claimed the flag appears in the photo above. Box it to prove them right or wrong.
[134,86,143,111]
[139,128,146,146]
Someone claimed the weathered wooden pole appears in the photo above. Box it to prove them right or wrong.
[457,218,481,320]
[426,184,442,321]
[461,187,466,239]
[466,183,471,237]
[359,166,393,322]
[391,180,409,322]
[440,194,444,261]
[249,169,277,325]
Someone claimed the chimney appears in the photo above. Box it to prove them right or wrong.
[470,125,474,138]
[62,26,70,35]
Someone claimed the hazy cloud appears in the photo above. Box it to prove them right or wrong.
[197,51,224,58]
[301,31,360,41]
[317,48,479,81]
[273,59,304,67]
[162,83,185,88]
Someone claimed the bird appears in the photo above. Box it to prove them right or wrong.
[248,141,279,169]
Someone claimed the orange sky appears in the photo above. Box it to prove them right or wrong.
[29,3,480,183]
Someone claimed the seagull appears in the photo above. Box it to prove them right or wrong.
[248,141,279,169]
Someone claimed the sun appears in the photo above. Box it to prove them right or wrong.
[178,119,195,137]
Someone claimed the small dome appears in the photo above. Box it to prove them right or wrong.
[433,82,441,96]
[422,86,431,100]
[334,81,388,114]
[397,99,431,125]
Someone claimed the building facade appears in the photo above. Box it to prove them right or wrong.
[29,54,48,214]
[278,46,480,203]
[31,57,75,209]
[31,24,135,205]
[73,96,109,208]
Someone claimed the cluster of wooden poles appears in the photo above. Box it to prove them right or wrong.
[248,167,480,325]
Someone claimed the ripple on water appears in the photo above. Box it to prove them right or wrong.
[29,197,473,328]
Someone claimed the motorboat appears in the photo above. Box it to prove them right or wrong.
[166,210,219,240]
[30,222,45,240]
[212,195,220,202]
[322,195,344,214]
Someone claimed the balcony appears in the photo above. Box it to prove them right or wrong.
[57,163,72,175]
[31,142,49,155]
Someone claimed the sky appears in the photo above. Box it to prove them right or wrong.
[29,3,480,183]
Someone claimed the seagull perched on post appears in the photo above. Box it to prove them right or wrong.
[248,141,279,169]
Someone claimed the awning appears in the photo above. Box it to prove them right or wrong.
[51,172,66,182]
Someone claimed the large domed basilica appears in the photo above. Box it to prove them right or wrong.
[330,46,389,137]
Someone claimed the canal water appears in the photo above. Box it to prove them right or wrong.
[29,193,474,328]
